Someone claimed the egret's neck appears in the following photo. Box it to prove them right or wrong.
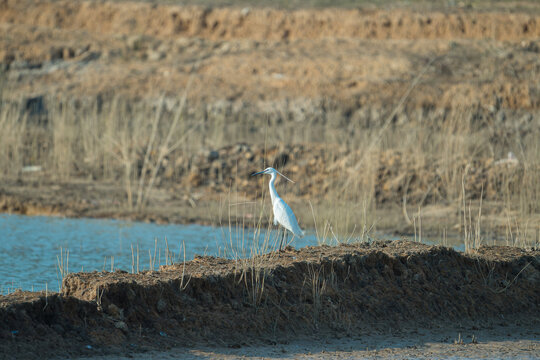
[268,173,280,205]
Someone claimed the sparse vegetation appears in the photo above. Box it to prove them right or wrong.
[55,247,69,291]
[2,88,538,248]
[1,0,539,251]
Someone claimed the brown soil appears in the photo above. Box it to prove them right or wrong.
[1,241,538,359]
[1,1,540,109]
[1,1,539,232]
[3,1,540,42]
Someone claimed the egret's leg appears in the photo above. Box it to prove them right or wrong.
[279,230,287,251]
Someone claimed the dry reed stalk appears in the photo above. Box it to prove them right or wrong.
[0,68,538,247]
[56,247,69,292]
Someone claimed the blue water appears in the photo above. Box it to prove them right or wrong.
[0,214,319,293]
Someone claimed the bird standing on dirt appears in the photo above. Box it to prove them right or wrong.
[252,167,305,250]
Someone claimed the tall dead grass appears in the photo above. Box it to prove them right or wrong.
[0,88,538,247]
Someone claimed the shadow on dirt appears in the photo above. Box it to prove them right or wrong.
[1,241,538,359]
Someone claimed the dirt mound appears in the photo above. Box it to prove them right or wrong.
[0,292,110,359]
[174,144,532,204]
[0,143,532,222]
[2,1,539,41]
[1,241,538,359]
[2,1,540,111]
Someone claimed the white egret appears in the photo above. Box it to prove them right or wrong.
[251,167,304,250]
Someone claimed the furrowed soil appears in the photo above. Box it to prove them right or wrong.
[1,241,539,359]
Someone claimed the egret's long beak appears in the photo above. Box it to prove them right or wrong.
[276,170,295,183]
[251,171,265,176]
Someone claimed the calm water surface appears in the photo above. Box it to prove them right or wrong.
[0,214,320,293]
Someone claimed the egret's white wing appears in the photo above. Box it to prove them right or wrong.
[273,198,304,237]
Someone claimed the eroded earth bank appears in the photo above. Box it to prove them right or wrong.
[1,241,539,359]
